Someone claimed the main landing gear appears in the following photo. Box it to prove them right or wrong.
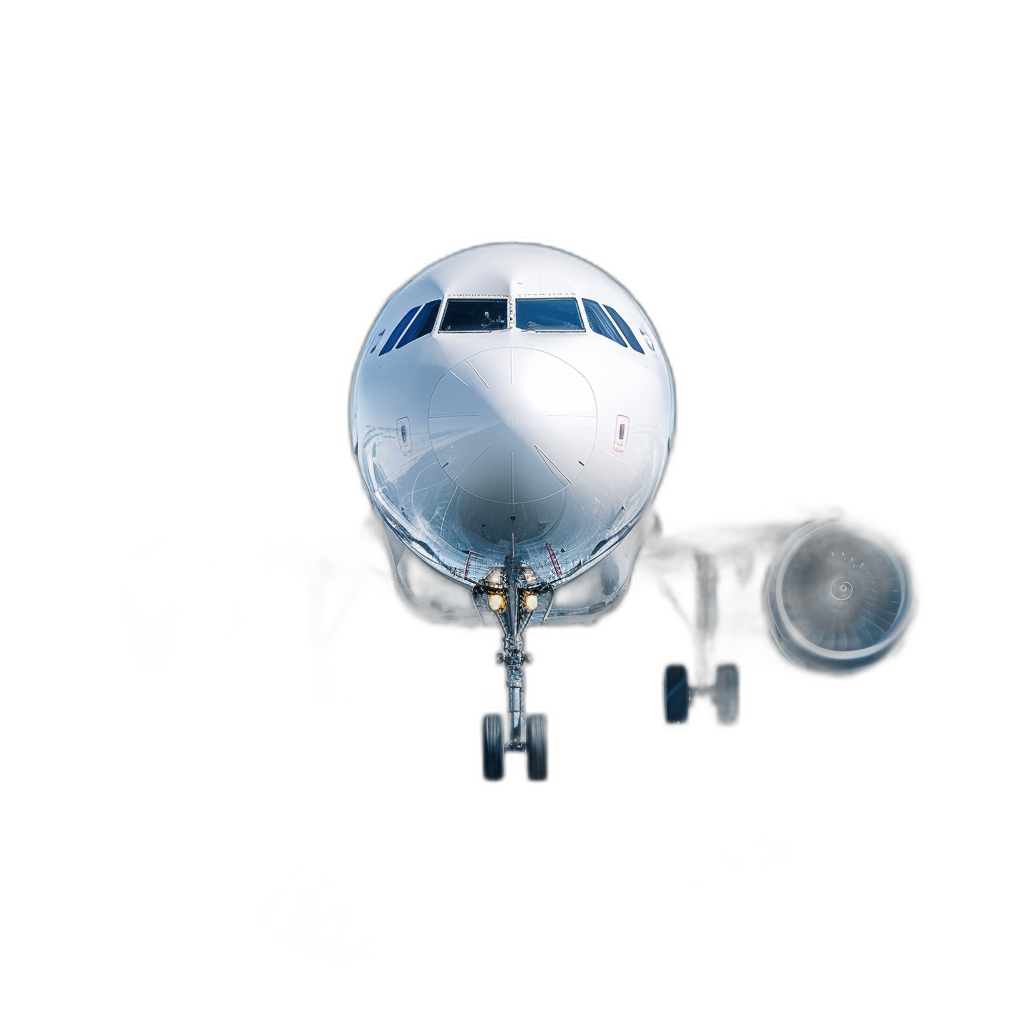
[475,554,551,781]
[663,549,739,726]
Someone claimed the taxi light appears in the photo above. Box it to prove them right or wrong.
[488,593,505,611]
[524,592,539,611]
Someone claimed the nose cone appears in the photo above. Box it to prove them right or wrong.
[428,347,597,504]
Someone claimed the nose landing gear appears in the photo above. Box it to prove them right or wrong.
[475,555,551,781]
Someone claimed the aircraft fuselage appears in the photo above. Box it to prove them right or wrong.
[349,243,676,590]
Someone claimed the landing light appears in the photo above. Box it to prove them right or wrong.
[488,593,505,612]
[524,592,539,611]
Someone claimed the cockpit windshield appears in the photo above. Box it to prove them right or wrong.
[515,297,584,332]
[439,299,508,333]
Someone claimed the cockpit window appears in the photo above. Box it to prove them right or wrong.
[378,305,420,356]
[377,299,443,356]
[515,298,584,332]
[580,299,645,354]
[439,298,508,333]
[605,305,645,353]
[582,299,627,346]
[396,299,441,349]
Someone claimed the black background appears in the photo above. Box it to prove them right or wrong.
[125,121,937,983]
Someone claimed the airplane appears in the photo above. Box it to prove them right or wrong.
[349,243,912,780]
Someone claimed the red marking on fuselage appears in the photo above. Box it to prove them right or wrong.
[548,544,565,577]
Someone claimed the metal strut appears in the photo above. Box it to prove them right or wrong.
[474,551,550,753]
[694,550,719,687]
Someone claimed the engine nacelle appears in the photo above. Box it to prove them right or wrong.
[765,520,912,670]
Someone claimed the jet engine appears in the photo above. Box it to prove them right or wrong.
[765,520,912,670]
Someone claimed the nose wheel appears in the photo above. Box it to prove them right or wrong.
[526,714,547,780]
[483,712,507,782]
[482,714,504,780]
[482,712,547,781]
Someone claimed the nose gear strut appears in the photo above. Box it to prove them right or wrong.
[474,553,551,780]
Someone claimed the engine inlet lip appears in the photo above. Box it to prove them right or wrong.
[765,520,912,669]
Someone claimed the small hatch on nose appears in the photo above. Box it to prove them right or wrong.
[613,415,629,453]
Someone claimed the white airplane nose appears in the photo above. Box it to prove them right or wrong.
[428,346,597,505]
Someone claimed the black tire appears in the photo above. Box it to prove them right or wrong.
[664,664,689,723]
[714,664,739,724]
[483,714,504,780]
[527,714,547,781]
